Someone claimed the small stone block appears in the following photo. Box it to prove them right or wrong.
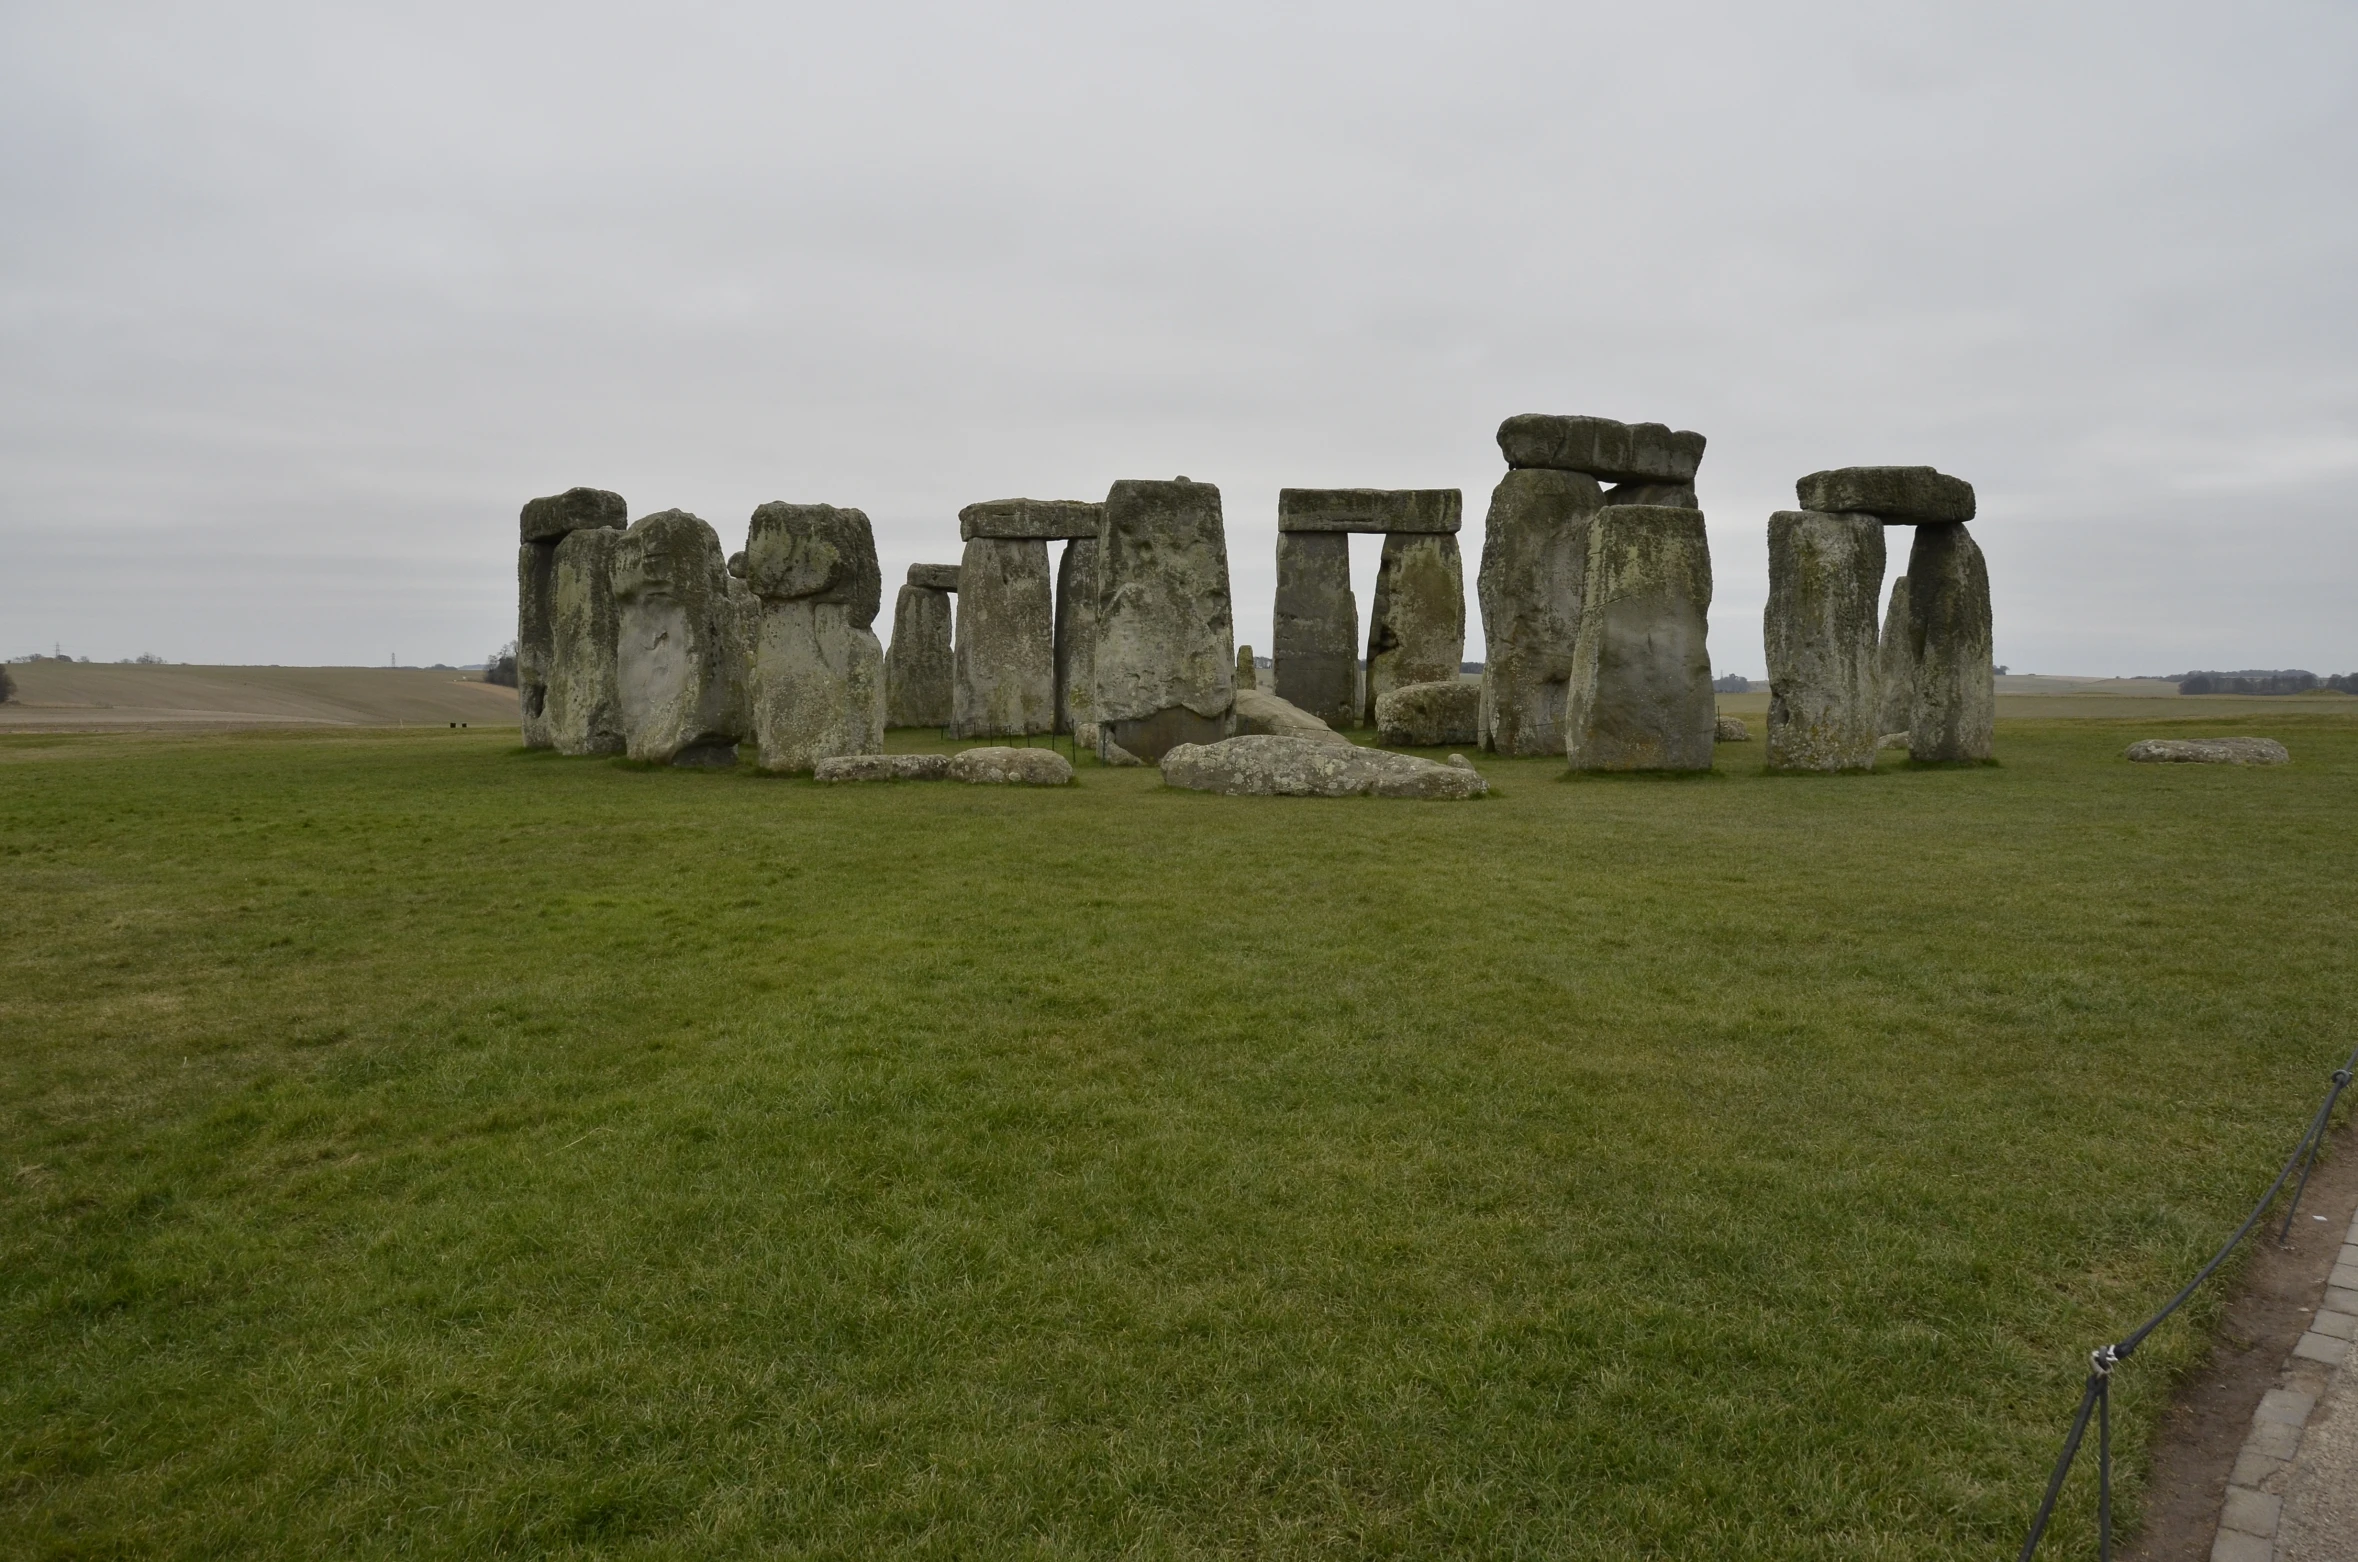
[2292,1331,2349,1365]
[1794,466,1975,524]
[2331,1263,2358,1292]
[2218,1485,2280,1537]
[2210,1528,2273,1562]
[2256,1388,2316,1426]
[958,498,1104,541]
[2228,1449,2285,1488]
[1277,488,1463,534]
[2246,1419,2300,1460]
[2314,1310,2358,1341]
[2327,1286,2358,1314]
[908,563,961,592]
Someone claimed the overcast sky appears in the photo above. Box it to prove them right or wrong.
[3,1,2352,675]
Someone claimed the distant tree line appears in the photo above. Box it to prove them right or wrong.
[483,642,518,687]
[2174,669,2358,695]
[1712,673,1754,693]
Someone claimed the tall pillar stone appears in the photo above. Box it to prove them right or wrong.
[743,502,886,772]
[1054,538,1099,740]
[1875,576,1915,736]
[953,538,1055,737]
[517,486,628,748]
[1564,505,1715,772]
[1272,532,1357,728]
[1094,477,1234,761]
[1363,533,1465,726]
[611,509,749,767]
[885,575,955,729]
[1476,469,1602,756]
[1763,511,1885,773]
[1905,525,1995,762]
[547,526,628,755]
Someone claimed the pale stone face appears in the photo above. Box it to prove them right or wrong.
[547,527,627,756]
[952,537,1056,738]
[1764,510,1885,774]
[1476,468,1600,756]
[1159,734,1487,799]
[751,599,885,772]
[1273,531,1357,730]
[1905,523,1995,763]
[1565,505,1715,772]
[610,509,747,766]
[1094,478,1236,761]
[1231,686,1352,745]
[1363,532,1465,726]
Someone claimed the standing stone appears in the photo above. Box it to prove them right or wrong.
[1094,477,1235,762]
[1272,531,1357,729]
[1565,505,1715,772]
[885,584,955,728]
[1363,532,1465,725]
[547,526,628,755]
[725,573,761,697]
[1476,468,1602,756]
[1054,538,1099,740]
[743,502,886,773]
[1905,524,1995,763]
[610,509,749,766]
[953,537,1055,737]
[1235,644,1257,690]
[516,487,628,748]
[1763,511,1885,773]
[1875,576,1916,736]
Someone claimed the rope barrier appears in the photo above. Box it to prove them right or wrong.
[2017,1043,2358,1559]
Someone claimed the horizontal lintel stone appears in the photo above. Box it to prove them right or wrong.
[1795,466,1975,524]
[1277,488,1462,534]
[907,563,961,592]
[520,486,629,543]
[958,498,1105,541]
[1497,415,1704,484]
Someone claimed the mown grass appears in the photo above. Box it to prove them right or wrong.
[3,714,2354,1559]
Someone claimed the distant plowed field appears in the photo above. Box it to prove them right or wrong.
[0,663,519,732]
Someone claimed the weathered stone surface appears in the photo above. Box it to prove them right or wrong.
[1235,645,1257,689]
[726,574,761,689]
[1446,754,1475,771]
[908,562,961,592]
[1054,538,1098,739]
[953,537,1055,737]
[1160,734,1487,799]
[1797,467,1975,524]
[1904,524,1995,763]
[1272,531,1358,729]
[948,746,1074,785]
[1764,511,1886,773]
[815,753,954,782]
[884,584,954,728]
[1276,489,1462,535]
[547,527,628,755]
[959,498,1104,542]
[743,502,886,772]
[1376,679,1479,747]
[1094,478,1235,761]
[517,541,557,748]
[1364,532,1465,725]
[1497,415,1705,484]
[1716,715,1751,741]
[1232,686,1352,744]
[727,551,749,580]
[1879,731,1910,751]
[611,510,749,766]
[1605,481,1699,508]
[1476,468,1599,756]
[2124,737,2289,765]
[1565,505,1715,771]
[1876,576,1916,736]
[520,486,628,544]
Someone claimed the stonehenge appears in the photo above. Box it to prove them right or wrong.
[743,501,886,773]
[1902,522,1995,762]
[885,565,957,729]
[1477,469,1601,756]
[1364,531,1467,724]
[955,500,1098,739]
[1271,531,1358,728]
[1273,488,1462,731]
[517,486,628,748]
[610,509,750,766]
[1094,478,1236,762]
[547,525,628,755]
[1763,511,1885,772]
[1564,504,1717,771]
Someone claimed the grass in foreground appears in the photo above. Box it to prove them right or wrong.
[3,715,2354,1558]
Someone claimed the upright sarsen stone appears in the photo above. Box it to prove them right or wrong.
[953,537,1055,737]
[743,501,886,772]
[547,526,627,755]
[1763,511,1885,773]
[611,509,749,766]
[1054,537,1099,739]
[1875,576,1915,736]
[516,486,628,748]
[1476,468,1602,756]
[1905,524,1995,762]
[1565,505,1715,772]
[885,584,954,728]
[1272,531,1357,728]
[1363,533,1465,725]
[1094,477,1235,761]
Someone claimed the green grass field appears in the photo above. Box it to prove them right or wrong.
[4,714,2354,1558]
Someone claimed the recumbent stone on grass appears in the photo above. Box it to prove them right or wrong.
[2124,738,2290,765]
[1160,734,1487,799]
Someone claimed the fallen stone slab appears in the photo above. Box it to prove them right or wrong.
[959,498,1104,542]
[1233,686,1352,744]
[1796,467,1975,524]
[1497,415,1705,484]
[2124,737,2290,765]
[1364,532,1465,725]
[948,746,1074,785]
[1094,477,1235,761]
[1476,468,1600,756]
[1276,488,1462,534]
[1375,679,1479,747]
[814,753,954,782]
[1273,530,1358,729]
[1764,510,1885,773]
[520,486,629,544]
[1715,715,1750,741]
[907,562,961,592]
[1160,734,1487,799]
